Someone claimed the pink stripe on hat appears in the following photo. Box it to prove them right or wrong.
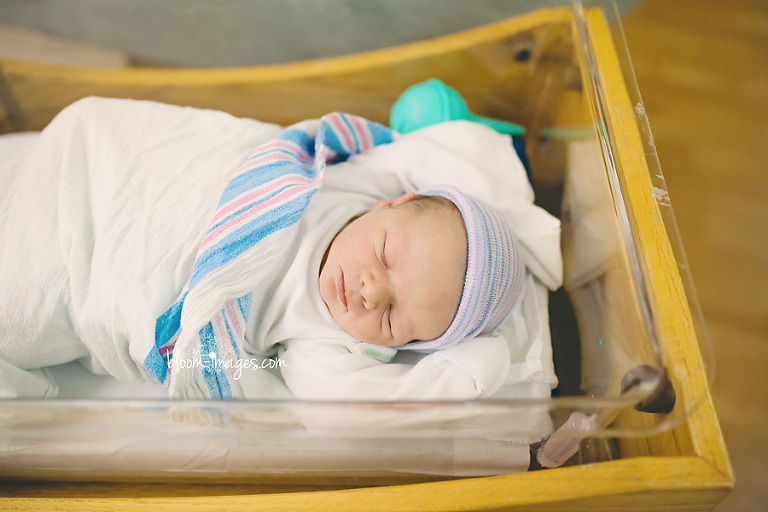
[401,185,525,353]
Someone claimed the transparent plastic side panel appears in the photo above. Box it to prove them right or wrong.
[582,0,715,381]
[526,3,665,401]
[568,0,713,434]
[0,399,544,482]
[0,0,714,480]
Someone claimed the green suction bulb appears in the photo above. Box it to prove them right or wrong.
[390,79,525,135]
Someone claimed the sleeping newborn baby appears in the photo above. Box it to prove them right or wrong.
[160,180,524,402]
[269,184,525,401]
[1,99,556,402]
[155,111,531,401]
[319,192,467,350]
[319,188,523,352]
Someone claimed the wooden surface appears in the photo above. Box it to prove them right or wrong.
[622,1,768,510]
[0,457,733,512]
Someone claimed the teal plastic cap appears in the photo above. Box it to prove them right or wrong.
[390,79,525,136]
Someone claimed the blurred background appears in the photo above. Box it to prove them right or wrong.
[0,0,641,67]
[1,1,766,510]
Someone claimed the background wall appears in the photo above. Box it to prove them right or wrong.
[0,0,639,67]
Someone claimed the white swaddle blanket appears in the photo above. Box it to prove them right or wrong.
[0,98,281,396]
[0,97,561,404]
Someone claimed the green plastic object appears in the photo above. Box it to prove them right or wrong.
[389,79,525,135]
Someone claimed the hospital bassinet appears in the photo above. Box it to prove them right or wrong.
[0,1,733,510]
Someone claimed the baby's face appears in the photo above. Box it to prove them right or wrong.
[319,196,467,348]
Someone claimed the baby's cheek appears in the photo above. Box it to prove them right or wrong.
[340,316,380,344]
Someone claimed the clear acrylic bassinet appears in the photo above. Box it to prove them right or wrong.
[0,2,728,505]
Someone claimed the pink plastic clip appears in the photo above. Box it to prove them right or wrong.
[536,411,598,468]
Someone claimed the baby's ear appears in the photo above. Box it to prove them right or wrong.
[370,192,418,211]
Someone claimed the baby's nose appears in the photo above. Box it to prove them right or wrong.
[361,270,392,310]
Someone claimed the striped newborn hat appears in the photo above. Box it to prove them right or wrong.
[402,185,525,353]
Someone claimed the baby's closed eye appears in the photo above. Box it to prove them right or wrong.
[383,304,392,331]
[380,233,389,268]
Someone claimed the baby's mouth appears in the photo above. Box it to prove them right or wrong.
[337,271,348,309]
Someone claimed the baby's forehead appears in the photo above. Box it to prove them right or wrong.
[396,196,464,222]
[388,204,468,268]
[389,200,466,243]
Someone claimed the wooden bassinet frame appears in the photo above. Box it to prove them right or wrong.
[0,6,732,512]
